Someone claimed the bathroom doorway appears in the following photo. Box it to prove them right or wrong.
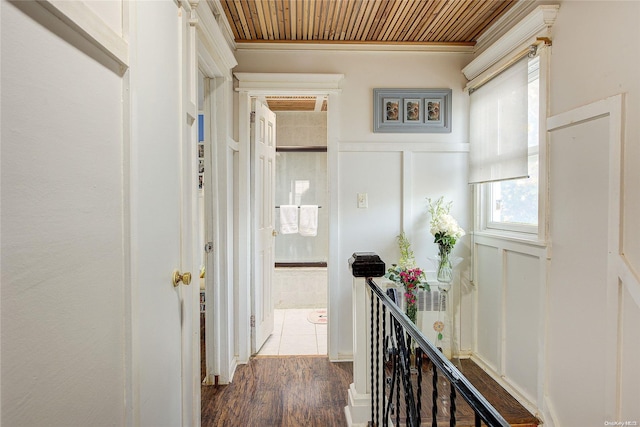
[257,104,329,356]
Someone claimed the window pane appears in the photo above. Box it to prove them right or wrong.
[490,154,538,225]
[487,56,540,230]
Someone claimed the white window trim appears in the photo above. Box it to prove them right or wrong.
[474,43,549,244]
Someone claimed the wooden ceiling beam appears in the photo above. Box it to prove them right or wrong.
[351,0,372,41]
[446,0,490,42]
[467,0,515,41]
[317,0,330,39]
[239,0,257,40]
[328,0,341,40]
[380,0,408,41]
[406,0,444,41]
[369,0,392,40]
[430,0,468,42]
[400,0,434,42]
[222,1,242,40]
[296,0,303,40]
[388,0,421,42]
[280,0,290,40]
[355,0,379,41]
[345,0,364,40]
[418,0,462,42]
[269,0,281,39]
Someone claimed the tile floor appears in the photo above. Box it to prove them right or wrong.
[257,308,327,356]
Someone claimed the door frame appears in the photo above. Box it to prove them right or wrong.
[249,99,277,354]
[234,73,344,364]
[193,1,239,388]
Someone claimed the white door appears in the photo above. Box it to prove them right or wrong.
[251,99,277,353]
[131,2,198,426]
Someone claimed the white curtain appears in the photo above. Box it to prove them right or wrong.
[468,57,529,184]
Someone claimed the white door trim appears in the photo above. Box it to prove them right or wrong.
[180,2,200,426]
[234,73,344,363]
[194,2,238,387]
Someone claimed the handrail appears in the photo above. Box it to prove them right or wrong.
[366,277,510,427]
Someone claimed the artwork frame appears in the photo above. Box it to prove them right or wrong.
[373,88,452,133]
[425,98,443,123]
[383,98,400,123]
[403,98,422,123]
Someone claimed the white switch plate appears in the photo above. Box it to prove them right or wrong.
[357,193,368,208]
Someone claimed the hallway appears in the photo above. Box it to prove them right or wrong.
[258,309,328,356]
[201,356,352,427]
[200,357,539,427]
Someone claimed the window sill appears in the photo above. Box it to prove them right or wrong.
[473,230,548,248]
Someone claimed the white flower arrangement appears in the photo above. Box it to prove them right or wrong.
[427,197,465,253]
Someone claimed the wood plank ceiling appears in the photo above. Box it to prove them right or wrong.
[220,0,518,45]
[221,0,519,111]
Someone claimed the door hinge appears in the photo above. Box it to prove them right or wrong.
[250,111,255,123]
[250,315,255,327]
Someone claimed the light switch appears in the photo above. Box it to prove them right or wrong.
[357,193,368,208]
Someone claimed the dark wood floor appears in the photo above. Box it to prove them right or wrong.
[201,356,352,427]
[401,358,540,426]
[201,356,539,427]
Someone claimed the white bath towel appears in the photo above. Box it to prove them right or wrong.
[279,205,299,234]
[299,205,318,237]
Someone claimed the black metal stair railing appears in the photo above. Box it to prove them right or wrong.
[366,277,510,427]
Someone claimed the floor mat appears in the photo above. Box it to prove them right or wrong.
[307,309,327,324]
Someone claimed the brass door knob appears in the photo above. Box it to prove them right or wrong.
[172,270,192,287]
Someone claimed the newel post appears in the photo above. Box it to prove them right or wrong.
[345,252,385,427]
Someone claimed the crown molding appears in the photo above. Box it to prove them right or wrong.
[462,5,559,81]
[234,40,475,54]
[195,1,237,77]
[207,0,237,50]
[234,73,344,94]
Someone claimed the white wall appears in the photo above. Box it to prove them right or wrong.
[1,1,126,425]
[276,111,327,147]
[472,1,640,425]
[1,1,205,425]
[234,50,473,359]
[546,1,640,424]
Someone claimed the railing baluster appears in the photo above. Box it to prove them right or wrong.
[375,297,380,426]
[395,320,400,427]
[382,304,387,427]
[416,348,422,426]
[366,278,509,427]
[370,289,375,426]
[432,366,438,427]
[384,347,395,427]
[450,383,457,427]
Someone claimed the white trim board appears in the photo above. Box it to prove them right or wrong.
[339,141,469,153]
[38,0,129,67]
[234,72,344,363]
[547,94,624,424]
[462,5,558,81]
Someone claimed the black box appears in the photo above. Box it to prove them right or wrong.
[349,252,386,278]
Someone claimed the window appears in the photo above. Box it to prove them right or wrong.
[486,57,540,233]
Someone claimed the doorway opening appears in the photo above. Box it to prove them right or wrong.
[255,100,329,356]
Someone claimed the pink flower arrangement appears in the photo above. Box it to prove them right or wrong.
[399,267,424,324]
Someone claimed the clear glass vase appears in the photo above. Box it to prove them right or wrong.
[437,248,453,283]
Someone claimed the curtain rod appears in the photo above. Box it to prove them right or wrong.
[466,37,551,94]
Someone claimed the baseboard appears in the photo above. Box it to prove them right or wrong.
[470,355,541,420]
[344,383,370,427]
